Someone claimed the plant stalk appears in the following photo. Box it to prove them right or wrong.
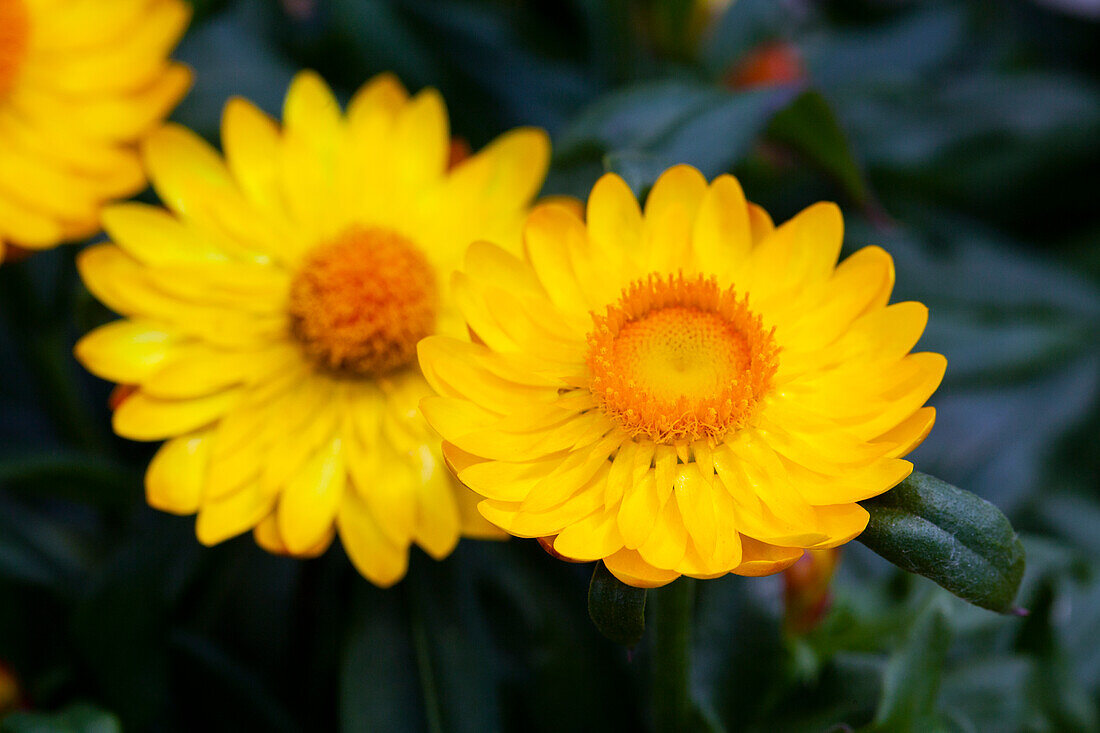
[652,576,696,733]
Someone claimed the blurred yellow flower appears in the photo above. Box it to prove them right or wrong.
[0,0,191,260]
[75,71,549,586]
[418,165,945,588]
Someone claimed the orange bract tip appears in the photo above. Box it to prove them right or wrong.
[586,272,778,444]
[725,42,805,90]
[108,384,139,411]
[0,0,29,95]
[288,227,438,377]
[447,136,472,170]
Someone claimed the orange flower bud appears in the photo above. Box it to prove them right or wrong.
[0,661,23,716]
[725,42,805,90]
[783,548,840,634]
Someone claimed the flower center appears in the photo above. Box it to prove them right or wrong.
[586,273,778,444]
[0,0,29,97]
[288,227,437,377]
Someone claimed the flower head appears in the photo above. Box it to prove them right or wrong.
[418,166,944,588]
[75,71,550,586]
[0,0,191,260]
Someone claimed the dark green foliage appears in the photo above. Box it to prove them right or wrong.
[2,1,1100,731]
[859,473,1026,613]
[588,562,647,647]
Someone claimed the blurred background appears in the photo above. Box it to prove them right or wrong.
[2,0,1099,730]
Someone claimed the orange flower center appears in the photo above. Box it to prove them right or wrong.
[0,0,29,97]
[586,273,778,444]
[288,227,437,377]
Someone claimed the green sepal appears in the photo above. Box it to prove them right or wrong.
[588,561,648,647]
[858,472,1026,613]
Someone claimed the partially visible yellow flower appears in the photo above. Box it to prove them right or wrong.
[0,0,191,260]
[75,71,550,586]
[418,165,944,588]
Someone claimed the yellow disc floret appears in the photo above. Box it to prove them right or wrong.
[0,0,29,96]
[587,273,778,444]
[289,227,438,377]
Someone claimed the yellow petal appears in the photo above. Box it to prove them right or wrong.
[347,73,408,127]
[103,202,229,264]
[603,547,679,589]
[260,384,340,495]
[691,174,752,278]
[418,336,559,414]
[195,480,276,546]
[113,387,242,441]
[283,70,343,151]
[0,192,65,247]
[523,204,591,317]
[747,202,774,244]
[221,97,284,215]
[348,435,417,547]
[519,433,620,513]
[278,436,346,554]
[810,503,870,548]
[444,126,551,217]
[730,536,803,577]
[412,445,462,559]
[337,491,410,587]
[620,468,660,548]
[586,173,643,274]
[554,508,624,561]
[453,483,508,540]
[673,463,718,559]
[637,496,688,570]
[644,164,708,273]
[74,319,177,383]
[141,344,274,399]
[391,88,448,184]
[254,512,334,558]
[880,407,936,458]
[145,428,212,514]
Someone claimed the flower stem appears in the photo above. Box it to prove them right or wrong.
[407,578,444,733]
[651,576,696,733]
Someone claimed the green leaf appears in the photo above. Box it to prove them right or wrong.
[68,521,202,728]
[339,550,504,733]
[588,561,647,647]
[552,80,796,198]
[858,472,1025,613]
[1,703,121,733]
[642,87,797,179]
[603,151,668,198]
[340,586,430,733]
[0,454,140,509]
[0,493,101,592]
[555,80,726,161]
[172,0,296,137]
[700,0,788,74]
[871,600,953,732]
[1017,580,1100,731]
[766,90,868,204]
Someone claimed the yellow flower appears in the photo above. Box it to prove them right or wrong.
[0,0,191,259]
[418,165,945,588]
[75,71,550,586]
